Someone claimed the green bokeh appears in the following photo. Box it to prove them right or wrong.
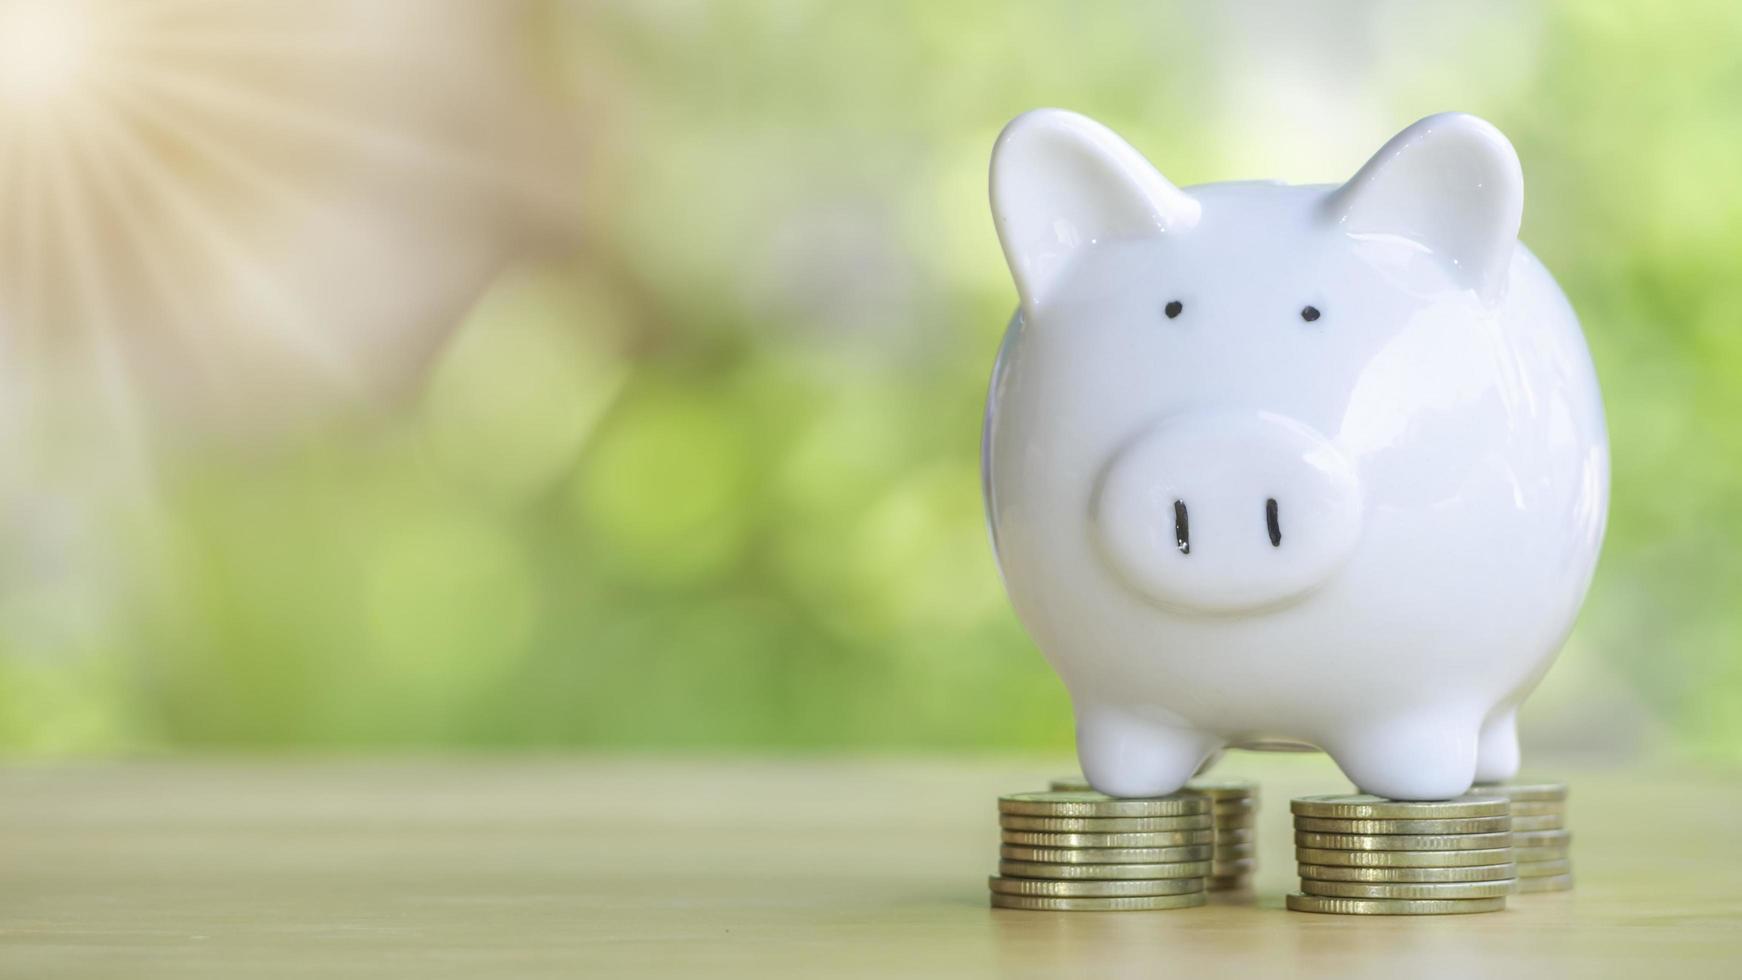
[2,0,1738,760]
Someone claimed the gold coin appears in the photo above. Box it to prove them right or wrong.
[1187,778,1258,800]
[990,892,1207,912]
[1475,781,1567,802]
[1286,893,1506,915]
[1294,846,1513,868]
[1292,816,1511,835]
[1000,844,1213,865]
[987,876,1203,898]
[1515,858,1572,877]
[1207,875,1252,892]
[1000,791,1209,818]
[1515,846,1569,863]
[1507,800,1566,817]
[1000,813,1215,833]
[1510,814,1565,832]
[1049,776,1091,792]
[1213,843,1256,860]
[1301,877,1515,900]
[1001,829,1216,848]
[1290,794,1508,819]
[1213,799,1257,815]
[1214,813,1257,831]
[1297,862,1516,883]
[1514,829,1571,848]
[1293,830,1513,851]
[998,859,1211,880]
[1211,858,1256,875]
[1514,873,1573,893]
[1214,826,1255,845]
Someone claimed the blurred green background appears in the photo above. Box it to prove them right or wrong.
[0,0,1736,762]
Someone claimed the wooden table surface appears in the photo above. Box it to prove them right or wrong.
[1,755,1739,978]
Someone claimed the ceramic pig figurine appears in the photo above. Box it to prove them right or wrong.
[982,110,1608,800]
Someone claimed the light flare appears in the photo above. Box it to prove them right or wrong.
[0,0,580,439]
[0,1,94,109]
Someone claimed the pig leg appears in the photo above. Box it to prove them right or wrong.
[1473,709,1521,784]
[1076,705,1221,798]
[1323,713,1480,801]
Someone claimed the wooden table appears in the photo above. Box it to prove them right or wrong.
[2,756,1739,977]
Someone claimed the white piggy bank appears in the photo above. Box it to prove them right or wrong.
[982,110,1608,801]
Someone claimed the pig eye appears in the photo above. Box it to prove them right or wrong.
[1300,305,1321,323]
[1164,300,1183,319]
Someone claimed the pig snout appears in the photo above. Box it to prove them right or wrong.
[1092,410,1362,614]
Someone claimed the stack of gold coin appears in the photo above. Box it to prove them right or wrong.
[1477,781,1572,893]
[991,791,1212,911]
[1189,779,1258,891]
[1288,794,1515,915]
[1050,774,1258,892]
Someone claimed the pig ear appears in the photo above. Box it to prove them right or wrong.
[1324,113,1524,306]
[991,109,1200,312]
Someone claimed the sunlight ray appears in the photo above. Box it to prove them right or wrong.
[74,104,370,391]
[58,82,233,403]
[89,73,388,405]
[94,72,345,226]
[112,26,468,66]
[11,109,48,412]
[120,58,577,223]
[45,112,160,491]
[109,0,233,29]
[0,0,576,431]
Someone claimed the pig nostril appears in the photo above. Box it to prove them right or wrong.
[1173,499,1190,555]
[1266,498,1282,547]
